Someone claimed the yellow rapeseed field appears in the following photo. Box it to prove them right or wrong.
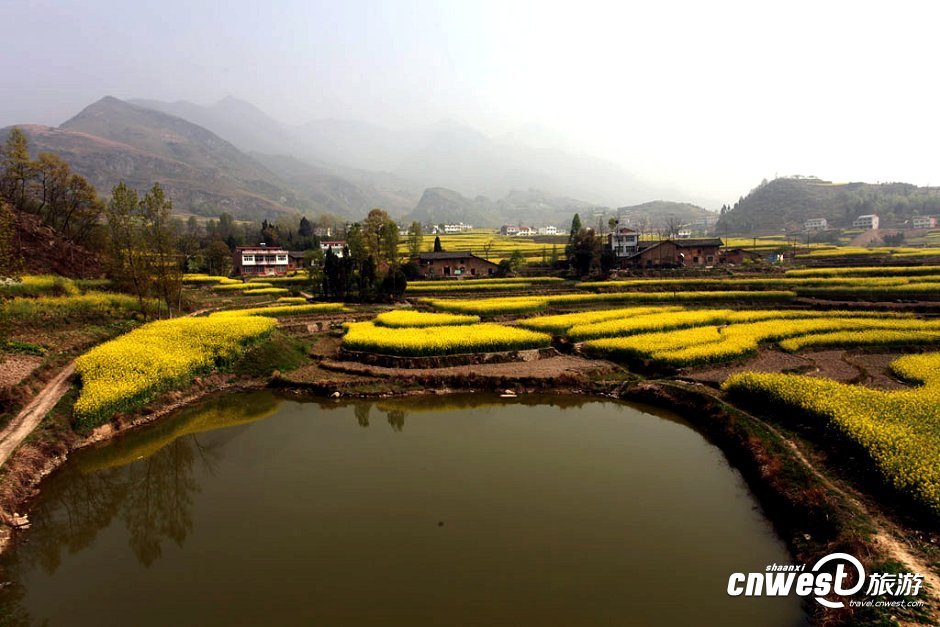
[373,310,480,327]
[343,321,551,356]
[210,303,347,318]
[723,353,940,515]
[73,316,276,427]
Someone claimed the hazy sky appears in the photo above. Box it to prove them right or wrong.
[3,0,939,204]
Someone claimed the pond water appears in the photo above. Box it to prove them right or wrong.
[0,392,807,626]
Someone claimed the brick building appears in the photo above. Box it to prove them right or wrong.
[415,252,499,278]
[622,238,723,268]
[233,246,290,276]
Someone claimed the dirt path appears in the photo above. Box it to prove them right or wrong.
[716,391,940,614]
[0,362,75,468]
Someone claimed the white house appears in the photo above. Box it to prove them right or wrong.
[443,223,473,234]
[320,241,346,257]
[804,217,828,231]
[676,229,692,239]
[912,216,937,229]
[853,214,879,230]
[234,246,290,276]
[537,225,559,236]
[608,226,639,258]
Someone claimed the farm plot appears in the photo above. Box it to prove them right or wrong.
[73,316,277,428]
[342,321,551,357]
[582,315,940,367]
[724,352,940,515]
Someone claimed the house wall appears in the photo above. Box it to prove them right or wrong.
[419,257,498,278]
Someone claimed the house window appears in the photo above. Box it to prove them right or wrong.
[243,255,254,262]
[693,256,700,263]
[471,268,477,276]
[706,255,714,263]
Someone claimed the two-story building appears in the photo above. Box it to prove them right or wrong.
[537,225,559,236]
[912,216,937,229]
[804,217,828,231]
[608,226,639,259]
[320,241,346,257]
[853,214,880,230]
[234,246,290,276]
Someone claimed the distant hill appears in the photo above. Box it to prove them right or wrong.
[717,177,940,233]
[126,97,678,207]
[4,95,707,226]
[4,97,417,221]
[403,187,595,227]
[616,200,714,229]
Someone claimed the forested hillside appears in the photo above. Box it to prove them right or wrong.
[717,177,940,233]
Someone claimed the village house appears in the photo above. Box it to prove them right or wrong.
[537,225,559,236]
[621,238,724,268]
[912,216,937,229]
[500,225,535,236]
[287,251,307,271]
[608,226,639,259]
[320,241,346,257]
[804,217,828,231]
[234,245,290,276]
[415,252,499,278]
[443,222,473,233]
[853,214,880,230]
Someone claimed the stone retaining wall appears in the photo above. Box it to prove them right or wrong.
[337,347,558,369]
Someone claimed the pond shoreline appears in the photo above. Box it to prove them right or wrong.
[0,371,936,625]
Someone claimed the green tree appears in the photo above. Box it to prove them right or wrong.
[205,239,232,276]
[570,228,602,277]
[361,208,398,268]
[105,182,152,313]
[298,215,313,238]
[433,235,443,252]
[406,221,424,258]
[0,201,21,278]
[140,183,180,315]
[565,213,582,261]
[0,128,34,211]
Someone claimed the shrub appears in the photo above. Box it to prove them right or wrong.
[0,275,79,298]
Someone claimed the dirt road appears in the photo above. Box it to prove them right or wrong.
[0,363,75,467]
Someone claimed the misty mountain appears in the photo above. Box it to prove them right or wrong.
[403,187,596,228]
[616,200,714,229]
[6,97,417,221]
[716,177,940,233]
[128,95,292,157]
[5,95,705,227]
[128,96,673,207]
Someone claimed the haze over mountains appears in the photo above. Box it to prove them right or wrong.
[2,94,698,226]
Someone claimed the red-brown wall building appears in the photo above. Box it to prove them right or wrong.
[416,252,499,278]
[623,238,723,268]
[234,246,290,276]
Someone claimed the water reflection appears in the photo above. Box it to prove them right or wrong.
[0,392,806,627]
[0,393,283,624]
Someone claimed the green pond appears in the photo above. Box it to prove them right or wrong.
[0,392,807,626]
